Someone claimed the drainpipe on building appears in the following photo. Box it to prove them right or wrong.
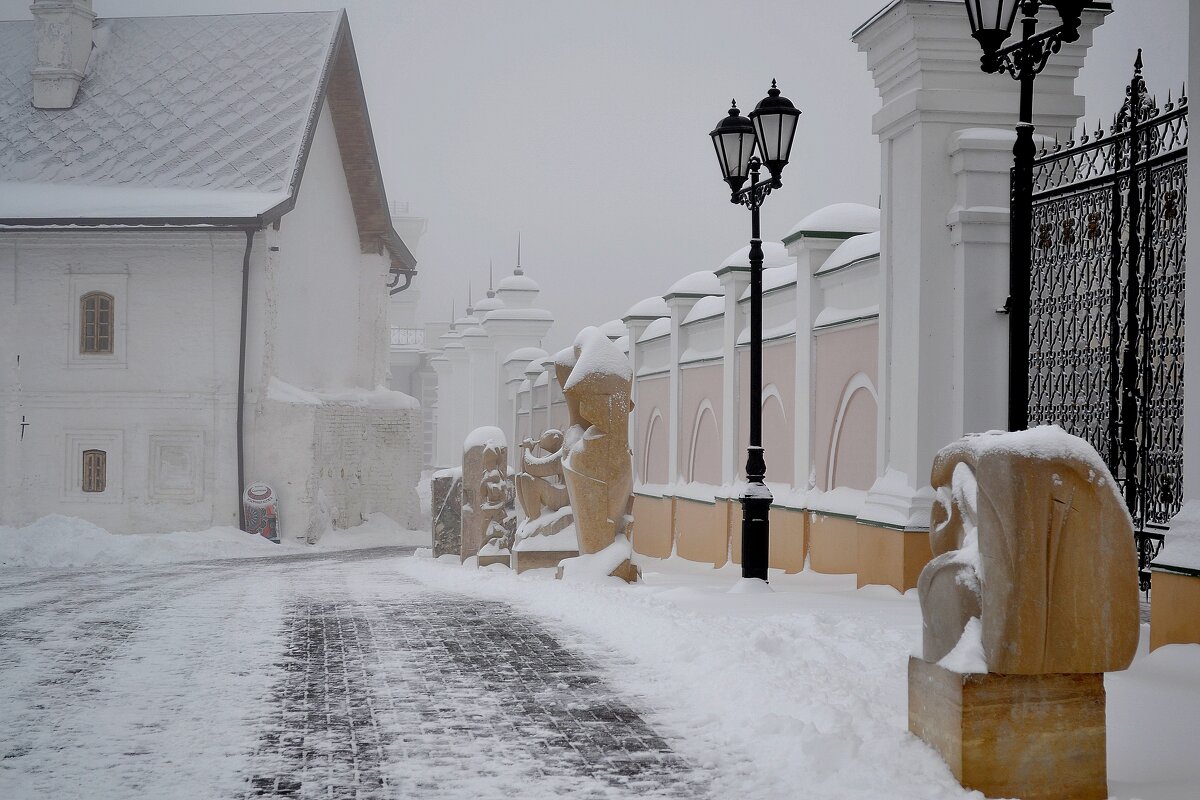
[236,229,256,531]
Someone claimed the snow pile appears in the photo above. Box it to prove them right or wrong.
[558,535,633,583]
[1155,500,1200,571]
[0,513,426,569]
[937,617,986,673]
[562,327,632,391]
[818,231,881,274]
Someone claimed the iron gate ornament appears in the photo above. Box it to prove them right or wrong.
[1027,53,1187,591]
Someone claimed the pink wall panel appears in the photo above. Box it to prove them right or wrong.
[634,376,669,484]
[736,340,794,483]
[813,324,879,492]
[680,364,722,485]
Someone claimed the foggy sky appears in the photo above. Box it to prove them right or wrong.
[1,0,1188,350]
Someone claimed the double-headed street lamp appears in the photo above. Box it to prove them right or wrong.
[962,0,1092,431]
[709,81,801,582]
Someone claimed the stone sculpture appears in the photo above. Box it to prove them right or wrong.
[461,427,514,565]
[909,426,1139,800]
[918,427,1138,673]
[512,429,578,572]
[555,327,637,582]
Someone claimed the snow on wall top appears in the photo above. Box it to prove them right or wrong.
[739,263,798,300]
[625,295,670,319]
[637,316,671,342]
[818,231,881,274]
[720,241,792,270]
[0,12,341,216]
[598,319,628,339]
[666,270,722,296]
[785,203,880,240]
[503,346,547,365]
[683,294,725,324]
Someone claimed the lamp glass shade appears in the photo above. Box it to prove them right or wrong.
[964,0,1022,41]
[709,103,756,193]
[748,81,801,176]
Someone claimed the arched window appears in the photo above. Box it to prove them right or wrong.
[82,449,107,493]
[80,292,114,354]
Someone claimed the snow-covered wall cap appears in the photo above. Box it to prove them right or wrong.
[637,316,671,343]
[562,326,632,392]
[737,263,798,300]
[719,241,792,270]
[783,203,881,244]
[497,273,540,292]
[553,346,577,369]
[665,270,723,298]
[484,307,554,322]
[504,346,547,365]
[463,425,507,453]
[598,319,628,340]
[817,231,881,275]
[683,294,725,324]
[624,295,670,320]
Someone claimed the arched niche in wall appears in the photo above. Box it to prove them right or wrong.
[761,383,793,485]
[827,372,879,492]
[643,409,668,485]
[687,400,721,485]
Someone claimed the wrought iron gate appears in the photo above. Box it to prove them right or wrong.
[1027,54,1187,591]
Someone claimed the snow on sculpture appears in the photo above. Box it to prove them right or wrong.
[554,327,638,583]
[908,426,1139,800]
[461,426,514,566]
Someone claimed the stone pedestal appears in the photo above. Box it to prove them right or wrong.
[512,548,579,573]
[908,657,1107,800]
[430,471,462,558]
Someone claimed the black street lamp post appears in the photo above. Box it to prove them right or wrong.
[962,0,1091,431]
[709,82,801,582]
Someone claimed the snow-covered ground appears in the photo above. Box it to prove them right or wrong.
[1,519,1196,799]
[400,553,1200,800]
[0,513,431,569]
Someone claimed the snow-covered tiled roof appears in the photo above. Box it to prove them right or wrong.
[783,203,880,243]
[0,13,338,205]
[0,9,415,273]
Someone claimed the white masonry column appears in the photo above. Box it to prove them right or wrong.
[429,353,453,467]
[852,0,1106,530]
[622,316,655,477]
[715,266,750,487]
[784,234,843,492]
[664,292,705,486]
[1179,0,1200,520]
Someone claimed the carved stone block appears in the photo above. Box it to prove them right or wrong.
[908,657,1107,800]
[430,470,462,559]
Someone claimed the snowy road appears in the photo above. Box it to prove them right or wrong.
[0,549,706,800]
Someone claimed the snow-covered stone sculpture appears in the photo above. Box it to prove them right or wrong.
[461,426,514,566]
[512,429,577,572]
[909,426,1138,800]
[554,327,638,583]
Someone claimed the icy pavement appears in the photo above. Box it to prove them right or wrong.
[0,548,708,800]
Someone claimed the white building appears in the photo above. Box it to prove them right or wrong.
[0,3,423,540]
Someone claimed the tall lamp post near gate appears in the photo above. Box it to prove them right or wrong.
[709,82,801,582]
[961,0,1094,431]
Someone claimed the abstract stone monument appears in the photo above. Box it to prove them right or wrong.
[461,426,515,567]
[909,427,1138,800]
[554,328,638,583]
[430,467,462,558]
[512,429,579,573]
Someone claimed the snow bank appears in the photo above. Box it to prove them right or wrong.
[558,535,633,583]
[0,513,426,569]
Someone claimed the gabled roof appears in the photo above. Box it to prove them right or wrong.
[0,11,414,271]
